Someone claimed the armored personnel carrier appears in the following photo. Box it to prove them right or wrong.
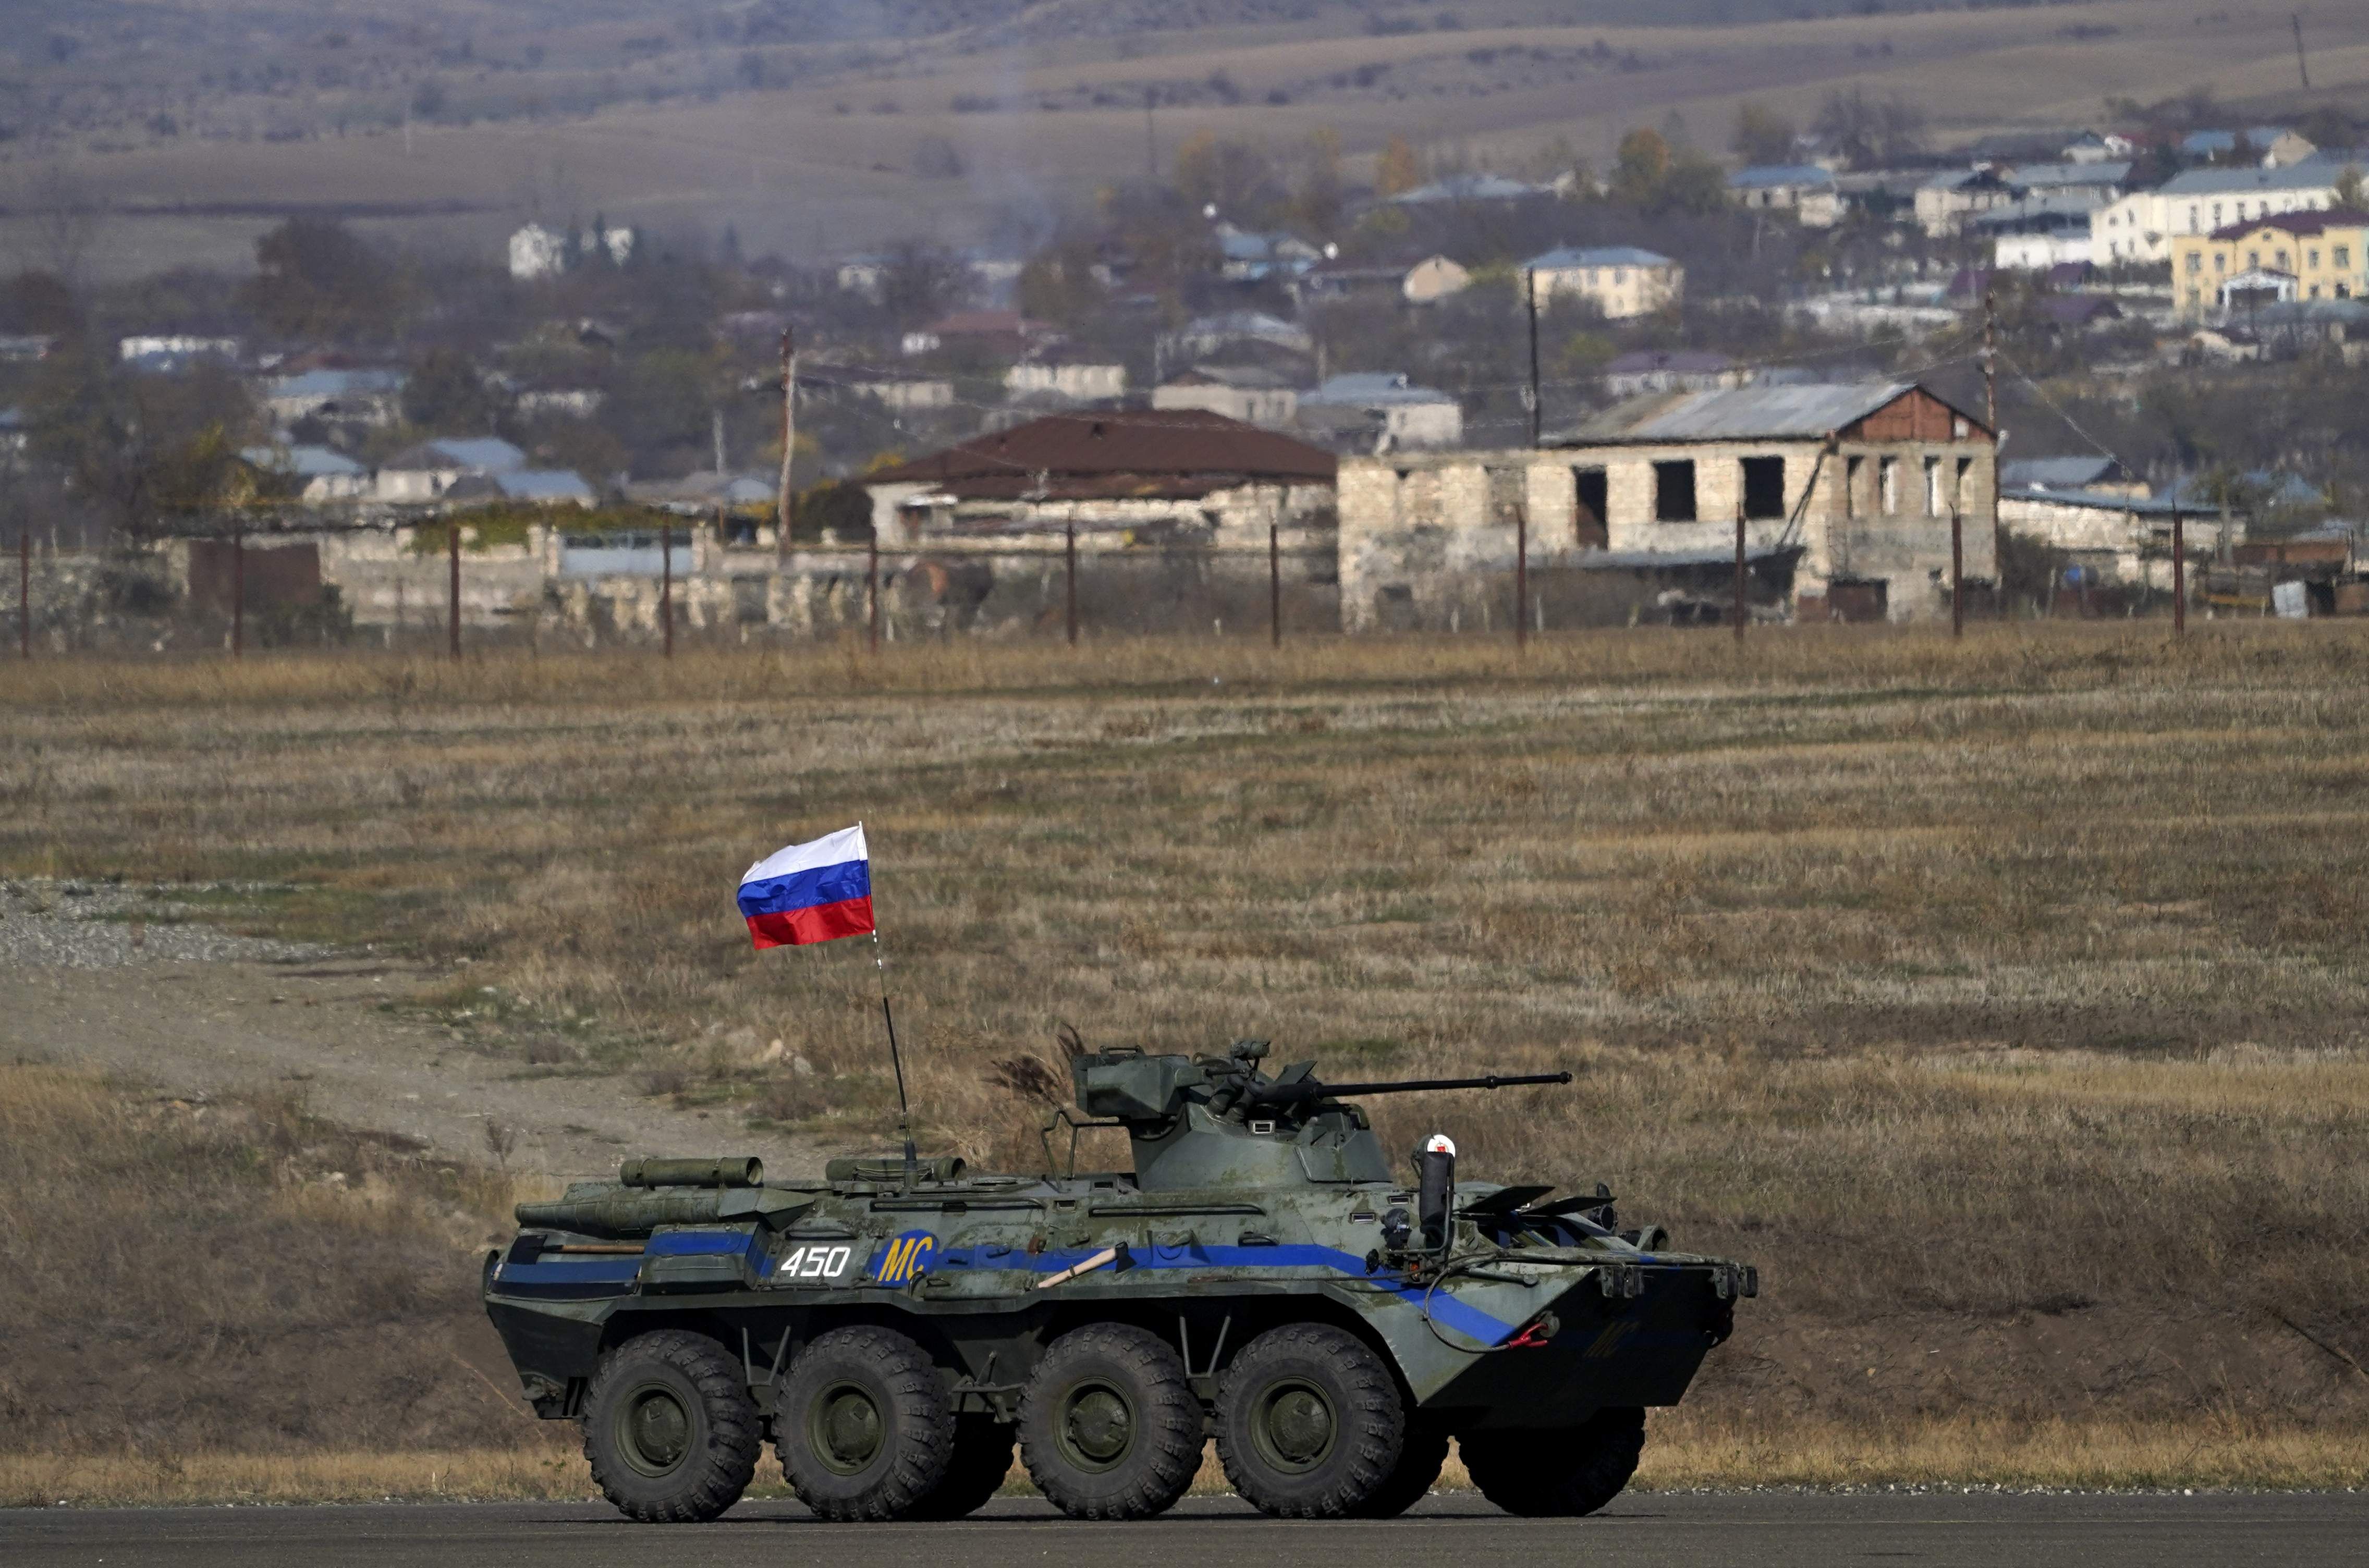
[483,1040,1755,1523]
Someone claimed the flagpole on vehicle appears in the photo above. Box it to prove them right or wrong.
[862,822,921,1187]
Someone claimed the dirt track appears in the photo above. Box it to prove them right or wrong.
[1,881,819,1181]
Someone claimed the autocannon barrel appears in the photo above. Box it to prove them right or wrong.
[1249,1070,1573,1106]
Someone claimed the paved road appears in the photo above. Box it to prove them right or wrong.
[6,1492,2364,1567]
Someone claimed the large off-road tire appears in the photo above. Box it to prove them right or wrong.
[1460,1406,1645,1517]
[1018,1321,1202,1520]
[909,1414,1016,1520]
[1215,1322,1405,1519]
[777,1325,955,1521]
[580,1330,763,1523]
[1350,1416,1449,1518]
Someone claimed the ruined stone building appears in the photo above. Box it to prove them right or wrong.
[1336,381,1996,629]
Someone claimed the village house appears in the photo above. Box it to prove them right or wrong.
[807,365,956,414]
[240,444,371,503]
[260,368,405,426]
[1335,381,1996,631]
[374,436,527,503]
[2001,455,2150,497]
[1915,167,2018,238]
[1150,366,1300,430]
[2094,162,2355,265]
[862,408,1336,551]
[1997,481,2238,592]
[1401,254,1473,304]
[2171,209,2369,318]
[1601,350,1753,398]
[1523,246,1682,320]
[1728,165,1846,227]
[1296,373,1463,452]
[1004,350,1128,405]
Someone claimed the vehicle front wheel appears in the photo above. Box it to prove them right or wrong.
[581,1330,763,1523]
[777,1325,955,1521]
[1215,1322,1405,1518]
[1460,1406,1645,1517]
[1018,1321,1202,1520]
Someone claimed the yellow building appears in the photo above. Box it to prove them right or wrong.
[1523,246,1683,321]
[2172,209,2369,318]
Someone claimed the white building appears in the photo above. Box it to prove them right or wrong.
[2092,162,2355,266]
[509,224,569,281]
[1005,357,1127,404]
[1297,373,1462,451]
[1728,165,1846,228]
[1523,246,1682,319]
[1151,366,1300,430]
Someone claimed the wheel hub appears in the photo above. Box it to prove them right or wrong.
[619,1386,691,1476]
[1255,1381,1336,1472]
[1058,1381,1135,1471]
[814,1384,885,1474]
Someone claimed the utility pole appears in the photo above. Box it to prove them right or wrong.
[448,520,461,660]
[1982,290,1998,436]
[19,529,30,659]
[1732,503,1747,644]
[776,327,797,567]
[2172,505,2188,636]
[1525,269,1542,447]
[1949,506,1964,639]
[1514,504,1529,650]
[1144,89,1158,181]
[2293,13,2311,90]
[660,520,674,659]
[1268,521,1281,649]
[1064,523,1079,647]
[231,526,245,658]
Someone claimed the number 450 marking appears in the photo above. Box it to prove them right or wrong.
[773,1244,852,1284]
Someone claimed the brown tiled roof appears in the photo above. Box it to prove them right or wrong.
[2207,207,2369,241]
[866,409,1336,498]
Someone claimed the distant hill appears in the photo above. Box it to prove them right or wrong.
[7,0,2368,277]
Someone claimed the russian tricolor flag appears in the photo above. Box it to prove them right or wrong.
[738,825,875,950]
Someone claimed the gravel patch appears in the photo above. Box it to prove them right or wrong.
[0,880,328,970]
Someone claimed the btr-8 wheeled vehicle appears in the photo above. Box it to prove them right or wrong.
[483,1040,1756,1523]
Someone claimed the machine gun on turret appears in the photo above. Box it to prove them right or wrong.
[1059,1038,1574,1192]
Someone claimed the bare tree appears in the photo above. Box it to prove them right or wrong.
[21,161,103,288]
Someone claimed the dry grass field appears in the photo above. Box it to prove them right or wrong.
[16,0,2369,271]
[4,623,2368,1498]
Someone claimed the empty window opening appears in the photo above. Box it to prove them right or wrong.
[1653,460,1698,523]
[1572,467,1608,548]
[1845,454,1864,518]
[1740,456,1786,521]
[1879,456,1900,515]
[1923,456,1942,516]
[1955,456,1973,511]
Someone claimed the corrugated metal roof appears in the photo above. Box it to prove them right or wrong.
[2002,456,2130,490]
[1730,164,1836,189]
[1311,373,1454,406]
[497,469,596,504]
[1553,381,1946,444]
[2001,486,2188,516]
[2012,161,2129,187]
[423,436,526,473]
[2158,164,2338,197]
[1527,245,1674,271]
[865,409,1336,495]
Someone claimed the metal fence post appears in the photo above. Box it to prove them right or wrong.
[231,525,245,658]
[660,519,674,659]
[19,529,29,660]
[2172,506,2187,636]
[1950,506,1964,639]
[1732,504,1747,644]
[868,531,881,654]
[1065,523,1078,647]
[1269,522,1281,649]
[448,520,461,660]
[1515,504,1529,651]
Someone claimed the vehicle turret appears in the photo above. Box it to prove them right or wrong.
[1069,1038,1573,1191]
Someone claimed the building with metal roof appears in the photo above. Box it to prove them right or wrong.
[1523,246,1682,320]
[1338,381,1996,629]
